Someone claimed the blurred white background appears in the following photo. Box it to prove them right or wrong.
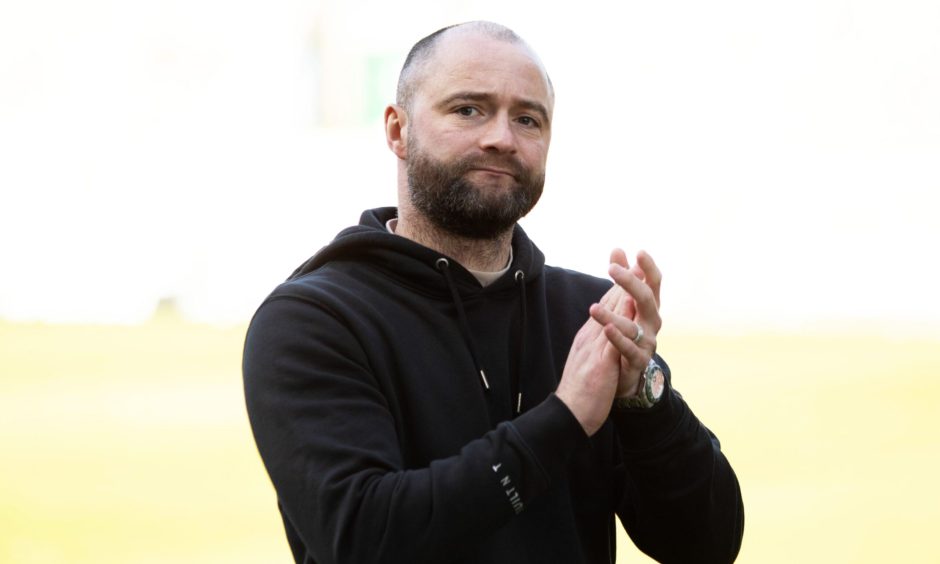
[2,0,938,332]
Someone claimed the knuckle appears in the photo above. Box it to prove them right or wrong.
[636,284,654,304]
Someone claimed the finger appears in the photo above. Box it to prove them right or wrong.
[613,249,643,294]
[598,282,620,308]
[602,336,623,366]
[636,250,662,308]
[630,264,645,284]
[590,303,641,342]
[590,304,648,362]
[602,323,648,367]
[582,312,624,368]
[610,264,662,335]
[608,263,659,323]
[600,249,630,310]
[598,284,637,322]
[599,287,636,320]
[609,248,629,269]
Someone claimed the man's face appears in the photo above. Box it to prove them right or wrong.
[402,33,554,240]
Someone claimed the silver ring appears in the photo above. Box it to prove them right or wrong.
[632,323,644,344]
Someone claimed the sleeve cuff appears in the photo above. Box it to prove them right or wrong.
[508,393,590,482]
[610,355,690,452]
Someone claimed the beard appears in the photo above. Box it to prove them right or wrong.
[405,136,545,240]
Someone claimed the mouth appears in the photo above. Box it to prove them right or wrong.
[470,167,517,179]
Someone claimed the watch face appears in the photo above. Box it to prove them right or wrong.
[650,368,665,401]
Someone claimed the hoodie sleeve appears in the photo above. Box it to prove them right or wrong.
[610,356,745,564]
[242,293,589,564]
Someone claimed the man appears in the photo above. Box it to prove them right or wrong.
[243,21,744,564]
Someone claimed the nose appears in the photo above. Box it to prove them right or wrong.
[478,113,516,153]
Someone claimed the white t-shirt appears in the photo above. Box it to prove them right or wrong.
[386,218,511,287]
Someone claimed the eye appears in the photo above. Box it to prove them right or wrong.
[517,115,540,128]
[455,106,478,117]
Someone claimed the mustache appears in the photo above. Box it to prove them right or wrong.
[455,154,529,179]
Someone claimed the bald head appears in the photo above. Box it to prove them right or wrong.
[396,21,553,112]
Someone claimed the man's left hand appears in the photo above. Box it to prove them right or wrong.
[589,249,662,398]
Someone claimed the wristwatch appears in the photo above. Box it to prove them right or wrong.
[614,359,666,410]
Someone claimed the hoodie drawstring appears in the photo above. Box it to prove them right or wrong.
[436,258,490,391]
[435,257,529,416]
[512,270,527,415]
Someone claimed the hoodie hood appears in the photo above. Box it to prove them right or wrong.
[288,207,545,293]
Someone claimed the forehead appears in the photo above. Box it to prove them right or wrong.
[413,33,554,112]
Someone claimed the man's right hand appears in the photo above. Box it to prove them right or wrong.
[554,304,622,436]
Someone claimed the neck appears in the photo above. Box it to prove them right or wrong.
[395,208,513,272]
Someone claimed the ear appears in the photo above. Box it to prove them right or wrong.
[385,104,408,159]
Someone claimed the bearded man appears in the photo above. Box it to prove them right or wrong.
[243,21,744,564]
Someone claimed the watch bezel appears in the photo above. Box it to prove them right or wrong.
[614,359,665,410]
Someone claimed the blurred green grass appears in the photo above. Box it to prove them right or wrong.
[2,319,938,563]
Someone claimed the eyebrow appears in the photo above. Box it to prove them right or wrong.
[437,91,551,125]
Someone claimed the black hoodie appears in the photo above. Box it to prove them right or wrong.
[243,207,744,564]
